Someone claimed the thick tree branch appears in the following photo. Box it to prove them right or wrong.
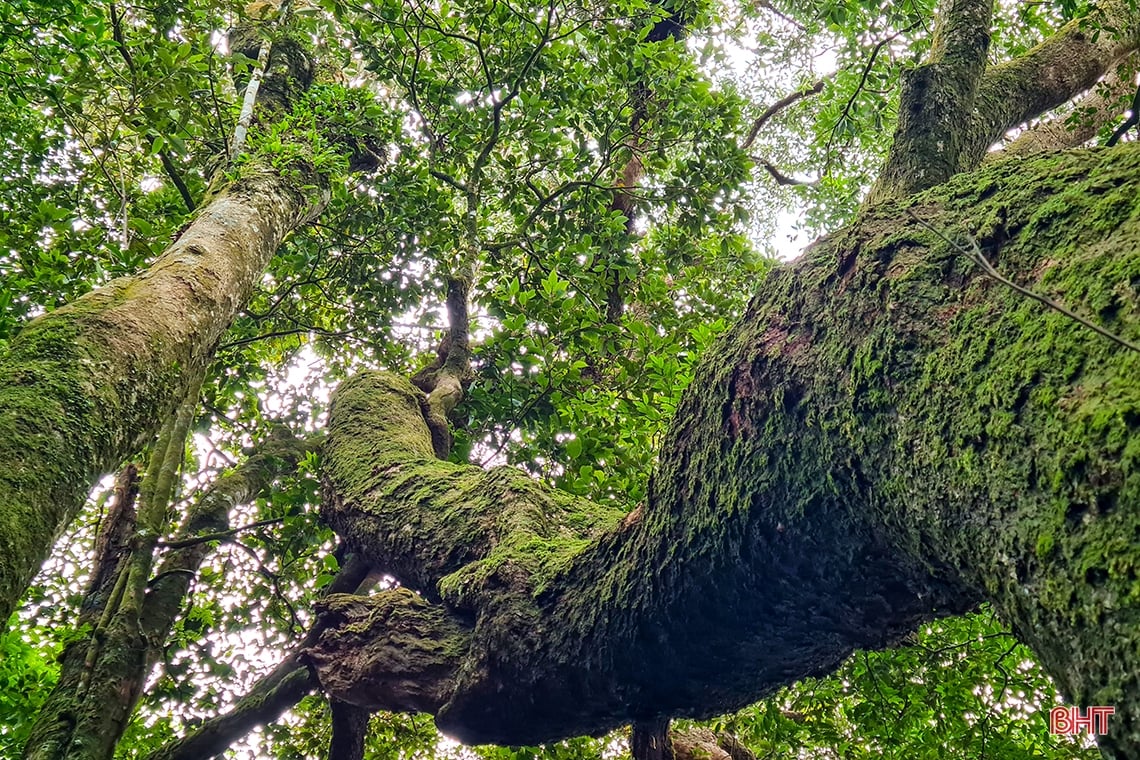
[669,727,757,760]
[986,59,1139,160]
[320,372,623,601]
[315,146,1140,757]
[411,275,474,458]
[962,0,1140,168]
[0,37,329,629]
[869,0,994,201]
[328,699,371,760]
[632,720,673,760]
[305,590,469,714]
[0,168,328,634]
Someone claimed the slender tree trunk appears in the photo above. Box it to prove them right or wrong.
[22,430,315,760]
[310,145,1140,758]
[0,165,328,629]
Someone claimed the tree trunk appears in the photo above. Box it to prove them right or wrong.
[22,430,315,760]
[0,165,328,629]
[310,145,1140,758]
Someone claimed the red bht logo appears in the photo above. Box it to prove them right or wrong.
[1049,706,1115,735]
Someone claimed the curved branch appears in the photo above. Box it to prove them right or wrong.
[315,146,1140,757]
[741,79,825,151]
[961,0,1140,167]
[144,665,315,760]
[985,58,1138,160]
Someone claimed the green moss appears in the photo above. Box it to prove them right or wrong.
[314,146,1140,748]
[323,371,624,614]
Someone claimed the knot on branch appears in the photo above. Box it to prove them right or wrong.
[305,590,470,715]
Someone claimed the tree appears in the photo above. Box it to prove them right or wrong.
[1,0,1138,758]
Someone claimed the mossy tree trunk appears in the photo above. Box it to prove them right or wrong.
[311,145,1140,758]
[0,164,329,629]
[0,26,326,632]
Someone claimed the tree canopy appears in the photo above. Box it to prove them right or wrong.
[0,0,1138,758]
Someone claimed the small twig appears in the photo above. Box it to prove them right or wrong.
[753,0,805,31]
[907,209,1140,355]
[1106,81,1140,147]
[157,517,286,549]
[157,148,196,211]
[754,158,818,186]
[825,22,920,172]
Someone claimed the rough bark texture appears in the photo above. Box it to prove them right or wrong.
[668,727,756,760]
[963,1,1140,169]
[0,164,328,628]
[872,0,994,199]
[313,144,1140,758]
[966,1,1140,167]
[990,58,1138,161]
[871,0,1139,202]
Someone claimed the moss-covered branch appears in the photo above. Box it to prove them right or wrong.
[869,0,994,201]
[320,371,623,607]
[873,2,1140,202]
[962,1,1140,168]
[0,23,330,630]
[985,58,1138,161]
[316,145,1140,757]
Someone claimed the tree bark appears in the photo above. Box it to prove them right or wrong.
[312,144,1140,758]
[871,0,995,199]
[22,430,316,760]
[870,0,1139,202]
[962,1,1140,169]
[0,165,328,629]
[987,57,1139,161]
